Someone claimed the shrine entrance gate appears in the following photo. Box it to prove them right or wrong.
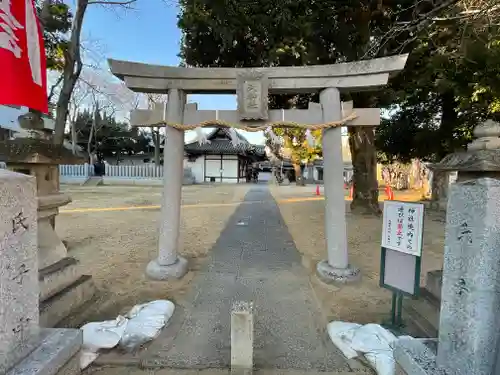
[109,55,408,283]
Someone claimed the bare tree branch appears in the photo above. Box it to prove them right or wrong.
[365,0,500,58]
[48,74,64,103]
[88,0,136,5]
[52,0,140,145]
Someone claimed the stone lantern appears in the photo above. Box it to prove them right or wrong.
[395,119,500,375]
[0,112,95,327]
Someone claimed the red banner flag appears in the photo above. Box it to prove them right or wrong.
[0,0,48,113]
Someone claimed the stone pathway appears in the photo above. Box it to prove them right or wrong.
[141,186,351,371]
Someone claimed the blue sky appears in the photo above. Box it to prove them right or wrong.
[81,1,260,143]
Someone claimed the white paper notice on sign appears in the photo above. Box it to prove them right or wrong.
[381,201,424,257]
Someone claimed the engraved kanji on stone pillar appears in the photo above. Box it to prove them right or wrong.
[237,71,269,120]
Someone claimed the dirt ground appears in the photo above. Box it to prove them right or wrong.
[56,183,448,375]
[58,183,445,328]
[57,184,251,324]
[269,185,445,324]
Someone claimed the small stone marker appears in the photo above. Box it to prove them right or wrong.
[0,169,39,374]
[231,301,254,374]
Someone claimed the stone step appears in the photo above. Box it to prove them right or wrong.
[6,329,82,375]
[402,288,440,338]
[89,369,371,375]
[39,257,80,302]
[425,269,442,301]
[40,274,96,327]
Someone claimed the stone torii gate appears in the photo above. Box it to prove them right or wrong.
[109,55,408,283]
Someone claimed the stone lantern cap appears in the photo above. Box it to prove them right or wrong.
[431,119,500,172]
[0,139,85,165]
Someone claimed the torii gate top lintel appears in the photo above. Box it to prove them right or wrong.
[109,54,407,129]
[108,54,408,95]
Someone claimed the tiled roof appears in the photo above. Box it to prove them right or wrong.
[184,128,265,156]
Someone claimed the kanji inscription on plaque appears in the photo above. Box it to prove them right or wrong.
[237,71,269,120]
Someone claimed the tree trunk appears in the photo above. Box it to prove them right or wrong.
[437,91,458,159]
[306,164,315,183]
[53,0,88,145]
[87,107,96,157]
[348,126,381,215]
[293,163,304,186]
[71,121,77,154]
[69,104,78,154]
[422,168,432,199]
[430,170,449,210]
[152,127,161,164]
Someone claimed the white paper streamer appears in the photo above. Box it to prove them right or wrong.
[265,126,281,145]
[305,129,315,147]
[228,128,241,147]
[264,145,273,158]
[194,128,210,145]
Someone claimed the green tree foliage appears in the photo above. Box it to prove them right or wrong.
[72,109,150,160]
[37,0,72,71]
[375,0,500,163]
[178,0,416,211]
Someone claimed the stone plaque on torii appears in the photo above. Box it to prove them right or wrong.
[237,70,269,120]
[108,54,408,284]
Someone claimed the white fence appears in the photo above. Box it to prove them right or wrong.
[59,163,164,179]
[59,163,166,185]
[59,163,93,178]
[1,162,167,185]
[105,164,164,178]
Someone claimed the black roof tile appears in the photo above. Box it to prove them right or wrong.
[184,127,265,156]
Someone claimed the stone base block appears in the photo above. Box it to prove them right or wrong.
[403,288,440,338]
[425,269,443,301]
[428,199,447,212]
[146,256,188,280]
[231,369,253,375]
[1,329,40,375]
[40,275,96,327]
[50,351,80,375]
[316,260,361,285]
[6,328,82,375]
[38,218,68,270]
[393,337,442,375]
[39,257,80,301]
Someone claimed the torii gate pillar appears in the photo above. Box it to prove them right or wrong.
[317,87,360,283]
[146,88,189,280]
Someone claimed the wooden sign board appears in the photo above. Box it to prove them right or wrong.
[380,201,425,297]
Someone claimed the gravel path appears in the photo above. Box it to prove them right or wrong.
[141,186,350,372]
